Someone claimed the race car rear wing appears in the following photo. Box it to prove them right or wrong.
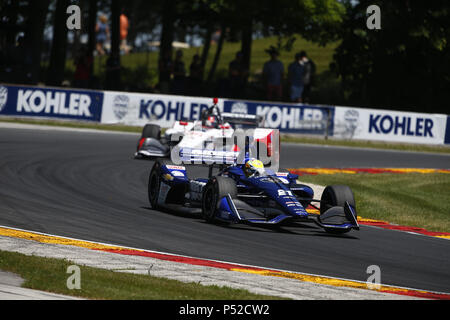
[221,112,264,127]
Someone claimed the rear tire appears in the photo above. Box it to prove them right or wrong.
[142,124,161,139]
[202,176,237,223]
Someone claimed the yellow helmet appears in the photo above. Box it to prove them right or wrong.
[243,158,264,177]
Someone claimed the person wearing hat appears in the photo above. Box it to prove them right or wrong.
[262,46,284,101]
[298,51,315,103]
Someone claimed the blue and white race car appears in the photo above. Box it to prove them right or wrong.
[147,158,359,234]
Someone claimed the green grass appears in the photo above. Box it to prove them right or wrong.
[2,117,449,154]
[0,250,285,300]
[298,173,450,233]
[282,134,450,154]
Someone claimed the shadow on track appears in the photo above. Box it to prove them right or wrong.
[140,206,359,240]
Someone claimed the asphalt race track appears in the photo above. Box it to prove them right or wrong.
[0,125,449,294]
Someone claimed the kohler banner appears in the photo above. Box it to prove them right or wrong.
[101,91,220,127]
[0,84,103,121]
[223,100,334,135]
[333,106,448,145]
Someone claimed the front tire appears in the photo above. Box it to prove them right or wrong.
[202,176,237,223]
[319,185,356,234]
[320,185,356,215]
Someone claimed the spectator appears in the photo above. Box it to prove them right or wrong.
[228,51,248,98]
[287,52,305,103]
[1,35,29,84]
[188,54,203,96]
[262,46,284,101]
[298,51,316,103]
[96,14,109,56]
[73,46,93,89]
[120,11,130,54]
[172,49,186,95]
[158,50,173,93]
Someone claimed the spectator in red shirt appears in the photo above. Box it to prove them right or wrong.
[120,12,130,54]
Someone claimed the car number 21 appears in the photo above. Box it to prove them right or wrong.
[277,189,293,196]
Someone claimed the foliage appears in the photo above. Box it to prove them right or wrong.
[332,0,450,113]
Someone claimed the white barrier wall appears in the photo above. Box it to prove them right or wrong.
[101,91,221,127]
[333,106,448,145]
[2,84,449,145]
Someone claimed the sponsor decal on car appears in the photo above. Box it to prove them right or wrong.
[166,165,186,170]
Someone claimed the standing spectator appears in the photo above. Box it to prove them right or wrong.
[120,11,130,54]
[228,51,248,98]
[298,51,316,103]
[287,52,305,102]
[188,54,203,96]
[262,46,284,101]
[9,35,32,84]
[73,46,92,89]
[172,49,186,95]
[96,14,109,56]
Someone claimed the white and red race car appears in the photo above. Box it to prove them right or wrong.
[135,98,279,166]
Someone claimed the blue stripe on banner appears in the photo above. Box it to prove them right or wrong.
[445,116,450,144]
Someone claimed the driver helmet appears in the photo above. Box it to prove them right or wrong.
[205,115,218,128]
[243,158,265,178]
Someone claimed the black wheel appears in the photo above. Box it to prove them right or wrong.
[320,185,356,216]
[142,124,161,139]
[148,160,167,208]
[201,176,237,223]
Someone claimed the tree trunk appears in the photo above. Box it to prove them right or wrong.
[240,17,252,83]
[47,0,70,86]
[87,0,98,54]
[26,0,50,84]
[159,0,176,83]
[207,24,225,82]
[200,26,213,79]
[106,0,121,90]
[110,0,121,58]
[87,0,98,84]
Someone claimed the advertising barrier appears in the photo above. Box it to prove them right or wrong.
[445,116,450,145]
[333,106,448,145]
[224,100,333,135]
[101,91,221,127]
[0,84,103,122]
[1,84,449,145]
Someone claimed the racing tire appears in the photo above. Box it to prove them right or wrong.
[202,176,237,223]
[320,185,356,216]
[142,124,161,140]
[148,160,168,209]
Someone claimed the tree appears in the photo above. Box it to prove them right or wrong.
[47,0,70,86]
[332,0,450,113]
[25,0,50,84]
